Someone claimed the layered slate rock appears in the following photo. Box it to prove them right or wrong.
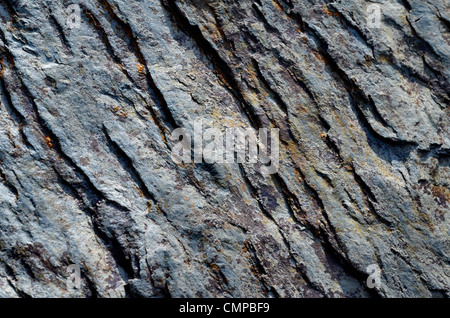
[0,0,448,297]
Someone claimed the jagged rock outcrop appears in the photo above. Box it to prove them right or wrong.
[0,0,448,298]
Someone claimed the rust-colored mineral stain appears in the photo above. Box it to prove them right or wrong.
[44,136,53,149]
[323,5,342,19]
[0,59,4,77]
[145,201,152,214]
[137,63,146,76]
[431,186,449,208]
[272,0,285,12]
[312,50,326,63]
[136,186,144,198]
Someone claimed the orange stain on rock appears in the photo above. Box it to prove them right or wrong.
[137,63,145,76]
[44,136,53,149]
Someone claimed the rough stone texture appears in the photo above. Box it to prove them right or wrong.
[0,0,448,298]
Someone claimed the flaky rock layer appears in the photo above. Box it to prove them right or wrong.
[0,0,448,297]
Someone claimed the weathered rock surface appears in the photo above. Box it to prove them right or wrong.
[0,0,448,297]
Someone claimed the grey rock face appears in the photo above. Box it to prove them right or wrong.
[0,0,448,298]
